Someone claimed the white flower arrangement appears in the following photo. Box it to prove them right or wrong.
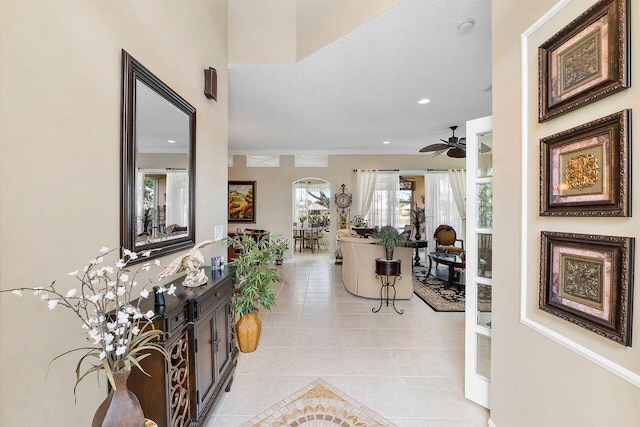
[1,246,175,395]
[350,215,368,228]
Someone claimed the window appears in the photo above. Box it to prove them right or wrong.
[295,155,328,167]
[246,155,280,167]
[293,179,330,228]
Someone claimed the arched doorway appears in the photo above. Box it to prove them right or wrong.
[292,178,330,257]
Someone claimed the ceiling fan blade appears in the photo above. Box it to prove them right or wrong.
[419,143,449,153]
[429,148,448,158]
[447,147,466,158]
[479,143,491,153]
[440,139,449,144]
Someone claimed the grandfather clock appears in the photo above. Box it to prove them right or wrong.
[334,184,352,264]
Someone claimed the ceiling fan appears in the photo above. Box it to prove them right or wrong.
[419,126,490,158]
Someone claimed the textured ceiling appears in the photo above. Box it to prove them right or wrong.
[228,0,492,155]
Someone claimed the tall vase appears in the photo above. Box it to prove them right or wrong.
[92,369,145,427]
[236,310,262,353]
[385,246,394,260]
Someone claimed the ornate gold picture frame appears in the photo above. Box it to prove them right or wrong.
[538,0,629,122]
[540,110,630,216]
[228,181,256,223]
[540,231,634,346]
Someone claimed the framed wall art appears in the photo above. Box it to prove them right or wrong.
[228,181,256,223]
[539,231,634,346]
[540,110,630,216]
[538,0,629,122]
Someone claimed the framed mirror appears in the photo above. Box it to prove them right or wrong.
[121,50,196,261]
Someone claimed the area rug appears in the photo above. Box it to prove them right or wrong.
[240,378,397,426]
[413,266,492,312]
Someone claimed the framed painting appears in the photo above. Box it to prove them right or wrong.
[540,110,630,216]
[228,181,256,223]
[539,231,634,346]
[538,0,629,122]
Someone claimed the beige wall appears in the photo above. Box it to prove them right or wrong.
[228,154,463,258]
[228,0,401,63]
[228,0,298,63]
[295,0,401,60]
[492,0,640,425]
[0,1,229,425]
[137,153,189,169]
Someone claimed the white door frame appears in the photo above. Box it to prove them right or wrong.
[465,115,493,409]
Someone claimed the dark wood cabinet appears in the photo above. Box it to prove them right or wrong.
[128,268,238,427]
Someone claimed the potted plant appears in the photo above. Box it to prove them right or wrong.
[273,237,289,265]
[0,247,173,427]
[374,225,405,260]
[410,206,425,240]
[350,215,368,228]
[226,234,287,352]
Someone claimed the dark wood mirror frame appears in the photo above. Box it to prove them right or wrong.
[121,50,196,262]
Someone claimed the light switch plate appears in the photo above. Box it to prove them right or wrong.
[214,225,223,239]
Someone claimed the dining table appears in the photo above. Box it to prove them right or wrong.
[293,228,322,252]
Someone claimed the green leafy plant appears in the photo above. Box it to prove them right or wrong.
[225,234,287,317]
[374,225,406,259]
[0,247,172,396]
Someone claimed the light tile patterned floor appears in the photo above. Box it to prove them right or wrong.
[206,251,489,427]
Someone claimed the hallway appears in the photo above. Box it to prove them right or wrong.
[208,252,489,426]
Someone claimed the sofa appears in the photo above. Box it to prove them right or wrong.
[337,230,413,299]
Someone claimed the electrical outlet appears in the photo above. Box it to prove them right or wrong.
[214,225,223,239]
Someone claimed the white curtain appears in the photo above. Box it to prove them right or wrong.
[354,170,377,219]
[367,172,400,229]
[424,172,463,243]
[136,170,144,235]
[448,169,466,239]
[166,172,189,227]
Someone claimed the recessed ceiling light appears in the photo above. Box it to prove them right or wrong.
[382,141,391,145]
[168,140,176,144]
[457,18,476,34]
[417,98,431,104]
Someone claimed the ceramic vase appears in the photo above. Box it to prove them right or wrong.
[236,310,262,353]
[385,246,394,260]
[92,369,145,427]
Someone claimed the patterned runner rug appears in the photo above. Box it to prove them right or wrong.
[241,378,396,426]
[413,266,491,312]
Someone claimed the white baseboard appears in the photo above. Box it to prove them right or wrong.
[488,419,496,427]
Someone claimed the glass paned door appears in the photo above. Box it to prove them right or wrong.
[465,116,493,409]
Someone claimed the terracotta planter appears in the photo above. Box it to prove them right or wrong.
[92,369,145,427]
[236,310,262,353]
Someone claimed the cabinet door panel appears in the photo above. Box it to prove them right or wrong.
[214,301,231,375]
[195,316,215,407]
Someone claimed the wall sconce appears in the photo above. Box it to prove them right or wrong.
[204,67,217,101]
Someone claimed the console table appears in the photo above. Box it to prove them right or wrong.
[404,240,429,266]
[373,258,404,314]
[128,267,238,427]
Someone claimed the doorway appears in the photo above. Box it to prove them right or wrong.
[292,178,331,256]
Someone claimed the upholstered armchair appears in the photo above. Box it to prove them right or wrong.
[433,224,464,254]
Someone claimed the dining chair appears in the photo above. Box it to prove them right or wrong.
[303,229,320,253]
[293,229,304,252]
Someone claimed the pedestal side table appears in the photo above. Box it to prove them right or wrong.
[373,258,404,314]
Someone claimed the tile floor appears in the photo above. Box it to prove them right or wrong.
[206,251,489,426]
